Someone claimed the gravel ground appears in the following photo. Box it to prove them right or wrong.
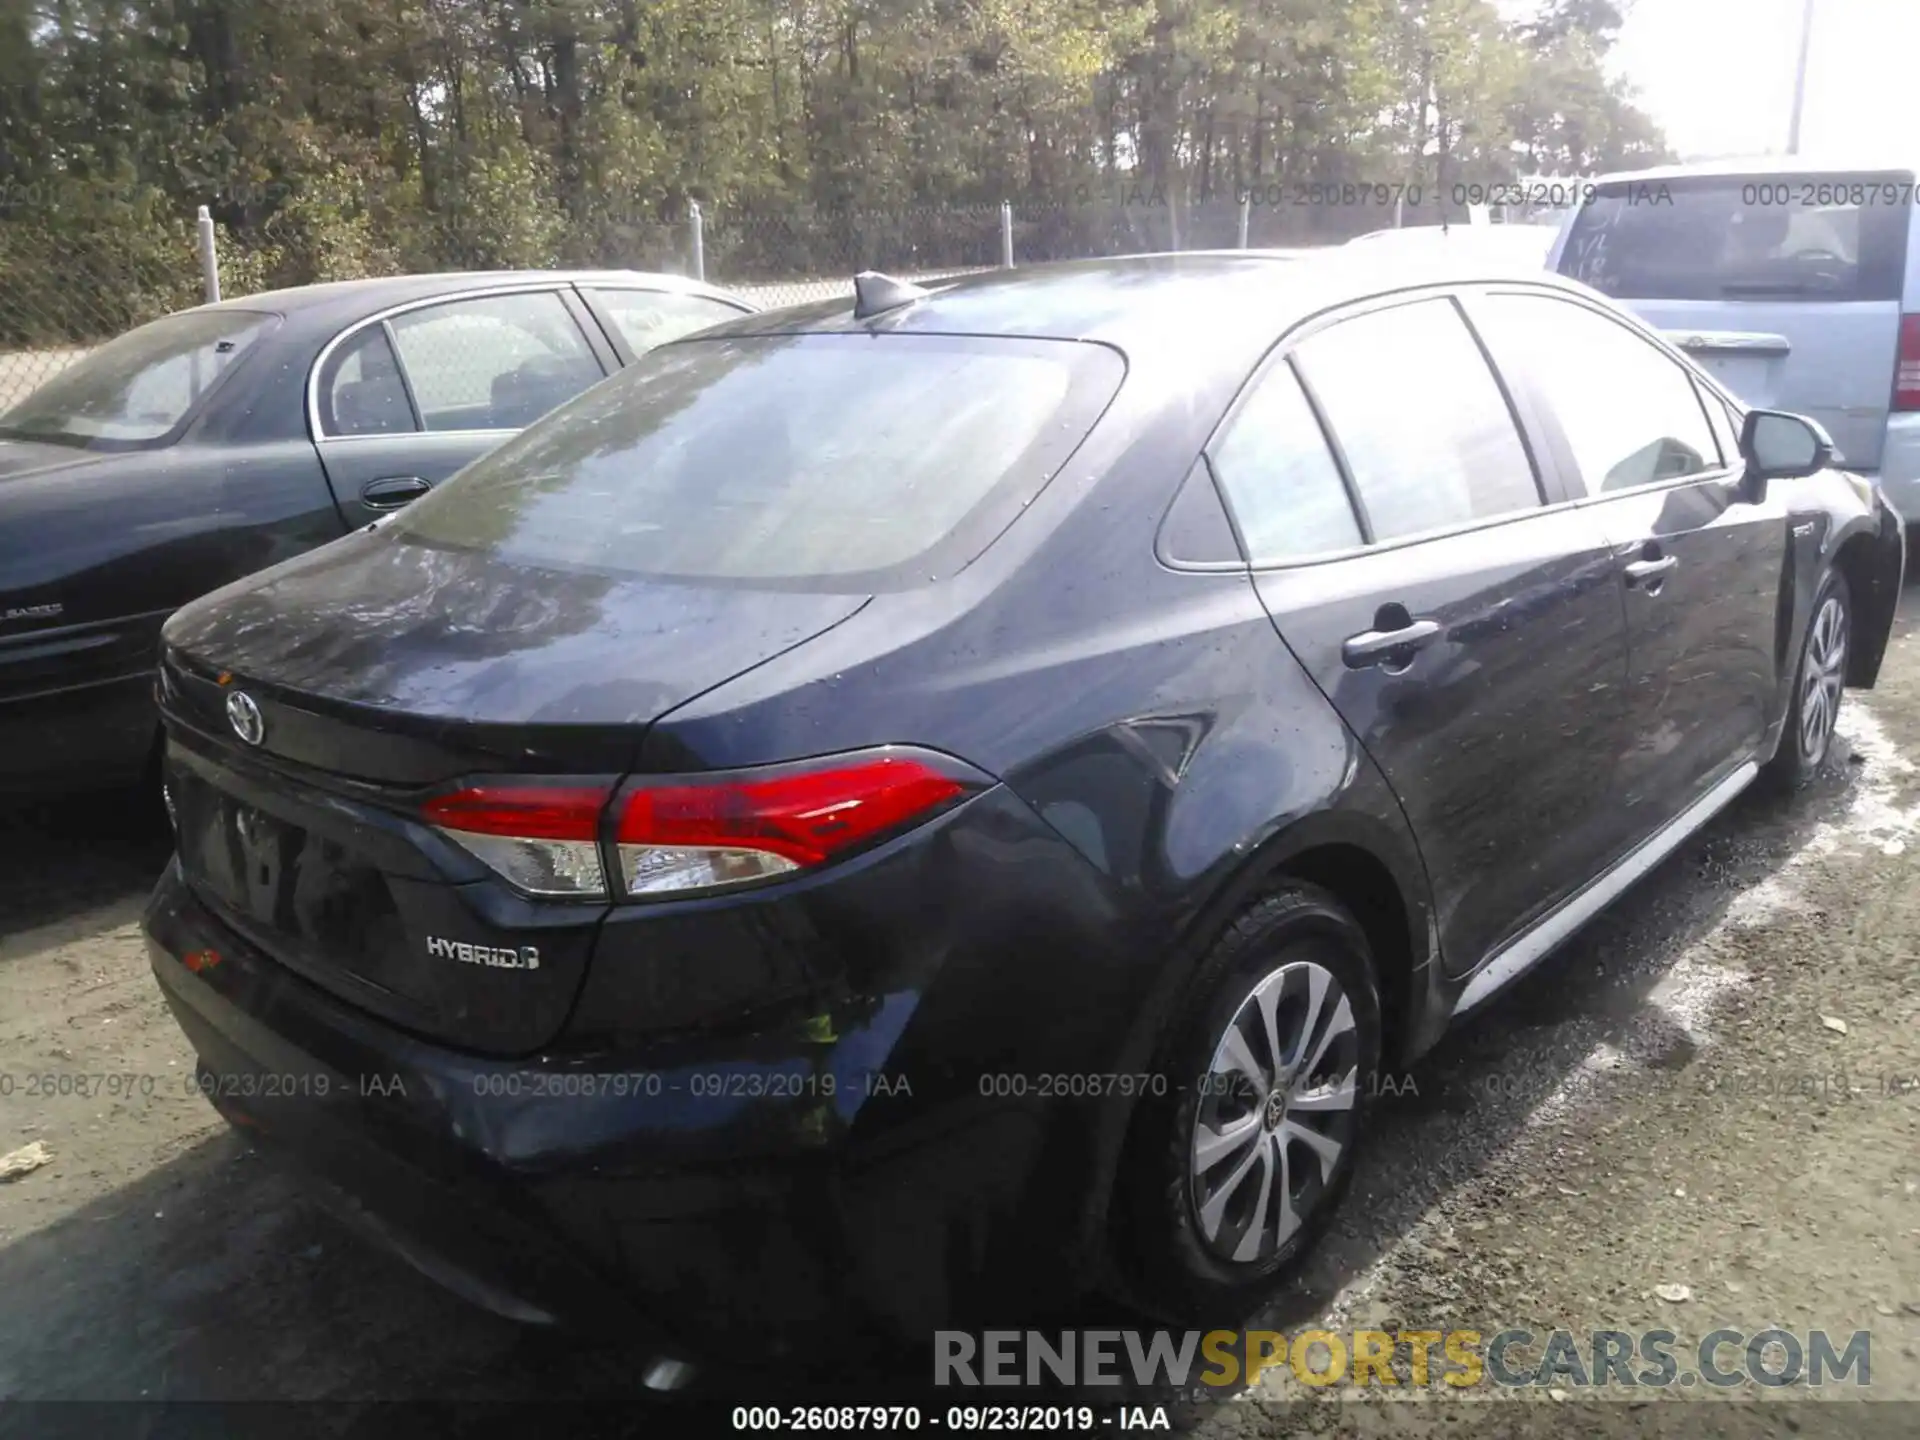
[3,582,1919,1438]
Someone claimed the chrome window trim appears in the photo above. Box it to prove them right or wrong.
[306,282,591,440]
[316,428,522,447]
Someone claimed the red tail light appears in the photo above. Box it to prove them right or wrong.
[423,784,609,840]
[423,782,611,899]
[1896,315,1920,412]
[615,754,974,897]
[420,751,982,902]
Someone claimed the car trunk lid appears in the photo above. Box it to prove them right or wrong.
[161,527,870,780]
[158,529,869,1054]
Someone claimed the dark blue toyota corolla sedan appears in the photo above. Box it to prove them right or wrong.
[143,252,1903,1369]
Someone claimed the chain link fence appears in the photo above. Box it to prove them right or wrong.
[0,202,211,412]
[0,191,1455,412]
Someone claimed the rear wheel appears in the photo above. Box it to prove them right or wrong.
[1120,884,1381,1322]
[1765,570,1851,788]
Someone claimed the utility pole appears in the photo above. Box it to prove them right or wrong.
[1787,0,1816,155]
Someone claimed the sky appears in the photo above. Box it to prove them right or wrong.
[1607,0,1918,161]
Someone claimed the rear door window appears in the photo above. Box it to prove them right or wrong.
[317,325,416,436]
[1293,298,1541,541]
[390,333,1124,589]
[1560,174,1912,303]
[1473,294,1723,495]
[386,291,606,432]
[1207,360,1362,562]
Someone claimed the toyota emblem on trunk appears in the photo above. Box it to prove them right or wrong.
[225,690,265,746]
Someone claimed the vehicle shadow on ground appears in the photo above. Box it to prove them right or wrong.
[0,1127,653,1410]
[0,787,171,957]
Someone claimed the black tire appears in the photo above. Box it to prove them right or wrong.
[1118,883,1382,1324]
[1764,569,1852,789]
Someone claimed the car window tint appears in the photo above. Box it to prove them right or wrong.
[1474,295,1721,496]
[1559,174,1911,303]
[387,291,604,432]
[589,289,746,355]
[319,325,416,436]
[1294,299,1539,540]
[389,333,1123,588]
[1208,360,1361,561]
[0,309,274,449]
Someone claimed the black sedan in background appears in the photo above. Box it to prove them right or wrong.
[0,270,754,796]
[143,254,1901,1372]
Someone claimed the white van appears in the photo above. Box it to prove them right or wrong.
[1550,156,1920,521]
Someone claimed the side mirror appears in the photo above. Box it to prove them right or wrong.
[1738,409,1834,501]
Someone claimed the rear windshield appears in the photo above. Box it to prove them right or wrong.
[0,309,276,448]
[1559,173,1913,303]
[389,332,1124,588]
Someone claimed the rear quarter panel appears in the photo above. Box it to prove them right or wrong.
[637,339,1435,985]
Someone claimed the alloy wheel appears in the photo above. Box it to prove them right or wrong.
[1188,958,1361,1264]
[1799,594,1849,764]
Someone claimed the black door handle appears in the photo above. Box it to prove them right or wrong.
[1342,618,1443,670]
[1623,555,1678,588]
[361,475,432,509]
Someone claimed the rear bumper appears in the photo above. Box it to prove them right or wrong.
[144,779,1163,1356]
[146,861,881,1356]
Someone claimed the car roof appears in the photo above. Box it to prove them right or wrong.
[199,269,749,318]
[704,250,1587,354]
[1588,155,1920,187]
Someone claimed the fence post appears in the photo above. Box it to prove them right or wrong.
[195,205,221,304]
[688,201,706,283]
[1237,191,1251,249]
[999,201,1014,268]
